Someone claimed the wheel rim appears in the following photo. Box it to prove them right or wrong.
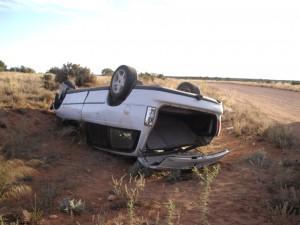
[112,69,126,94]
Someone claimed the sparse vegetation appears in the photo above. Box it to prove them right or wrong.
[193,164,220,225]
[37,181,57,212]
[267,160,300,225]
[232,105,270,137]
[111,174,145,204]
[30,194,43,225]
[48,63,96,87]
[0,158,35,201]
[0,60,7,72]
[101,68,114,76]
[41,73,57,90]
[0,70,299,225]
[193,165,220,225]
[59,198,85,215]
[168,76,300,92]
[9,66,35,74]
[265,123,296,149]
[247,150,272,169]
[0,72,53,109]
[165,199,177,225]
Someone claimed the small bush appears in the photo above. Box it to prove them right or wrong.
[265,124,295,149]
[193,165,220,225]
[247,150,272,169]
[30,194,43,225]
[59,198,85,215]
[267,160,300,224]
[231,106,270,137]
[270,186,300,214]
[111,174,145,204]
[139,72,155,82]
[48,63,96,87]
[291,81,300,85]
[37,181,57,212]
[0,159,36,201]
[41,73,57,90]
[101,68,113,76]
[0,60,7,72]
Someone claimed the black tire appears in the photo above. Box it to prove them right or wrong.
[108,65,137,106]
[177,82,201,95]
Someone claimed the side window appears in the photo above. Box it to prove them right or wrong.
[109,128,140,151]
[86,122,140,152]
[86,123,109,148]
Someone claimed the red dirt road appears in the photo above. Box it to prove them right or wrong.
[207,82,300,123]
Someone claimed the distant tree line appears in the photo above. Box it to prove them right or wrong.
[99,68,165,80]
[0,59,167,87]
[139,72,165,81]
[0,60,35,73]
[167,76,300,85]
[9,66,35,73]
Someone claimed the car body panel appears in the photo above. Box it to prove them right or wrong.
[138,149,230,169]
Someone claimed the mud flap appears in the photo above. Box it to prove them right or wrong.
[138,149,229,170]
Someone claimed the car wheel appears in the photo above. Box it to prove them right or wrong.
[108,65,137,106]
[177,82,201,95]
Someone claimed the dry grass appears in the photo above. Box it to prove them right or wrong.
[265,124,296,149]
[267,160,300,225]
[197,82,271,137]
[0,158,36,201]
[0,72,53,109]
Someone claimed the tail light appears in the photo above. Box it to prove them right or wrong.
[144,106,157,126]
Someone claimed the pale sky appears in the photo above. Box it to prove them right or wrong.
[1,0,300,80]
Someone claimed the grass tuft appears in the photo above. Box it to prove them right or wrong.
[0,158,36,201]
[193,165,220,225]
[265,124,295,149]
[247,150,272,169]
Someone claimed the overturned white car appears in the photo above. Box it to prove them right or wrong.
[52,65,229,170]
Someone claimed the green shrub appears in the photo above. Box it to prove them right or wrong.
[101,68,113,76]
[59,198,85,215]
[0,60,7,72]
[48,63,96,87]
[41,73,57,90]
[247,150,272,169]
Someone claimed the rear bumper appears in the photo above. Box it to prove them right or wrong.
[138,149,230,170]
